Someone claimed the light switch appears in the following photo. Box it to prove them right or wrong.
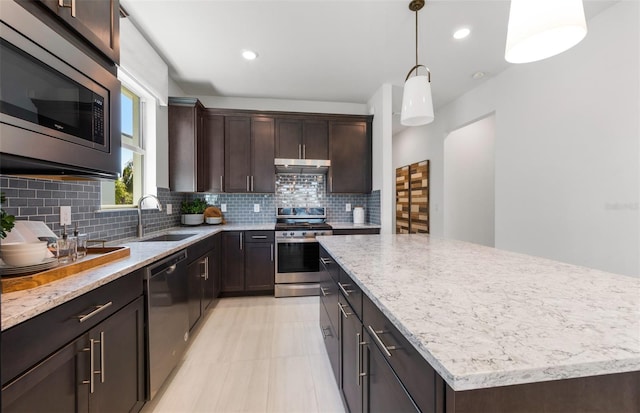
[221,204,227,212]
[60,206,71,225]
[254,204,260,213]
[345,203,351,212]
[166,204,172,215]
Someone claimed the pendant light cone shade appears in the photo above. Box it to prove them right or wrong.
[400,0,434,127]
[505,0,587,63]
[401,75,434,126]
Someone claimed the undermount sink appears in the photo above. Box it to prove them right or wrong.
[140,233,196,242]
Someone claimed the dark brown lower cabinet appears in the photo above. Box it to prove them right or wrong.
[244,238,274,291]
[319,298,340,386]
[221,231,274,295]
[339,294,363,413]
[2,297,145,413]
[364,335,419,413]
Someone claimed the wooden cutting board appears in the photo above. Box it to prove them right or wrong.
[1,246,130,293]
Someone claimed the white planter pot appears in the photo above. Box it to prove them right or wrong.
[181,214,204,226]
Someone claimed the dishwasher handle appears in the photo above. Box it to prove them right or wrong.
[146,250,188,279]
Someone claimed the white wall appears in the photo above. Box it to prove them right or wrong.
[392,1,639,276]
[444,114,495,247]
[368,84,394,234]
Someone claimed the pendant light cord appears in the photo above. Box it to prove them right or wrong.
[415,8,419,67]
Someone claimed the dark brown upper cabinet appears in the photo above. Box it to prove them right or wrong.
[203,111,225,193]
[275,118,328,160]
[225,116,275,193]
[169,98,209,192]
[329,120,372,194]
[36,0,120,64]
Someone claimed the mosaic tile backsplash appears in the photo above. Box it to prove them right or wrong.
[1,174,381,242]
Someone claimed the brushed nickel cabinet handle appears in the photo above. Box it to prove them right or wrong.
[239,232,243,250]
[251,176,254,192]
[71,0,76,17]
[338,282,354,296]
[89,338,96,393]
[357,333,367,386]
[302,144,306,159]
[320,257,333,265]
[368,325,397,357]
[298,144,302,159]
[252,235,267,239]
[270,244,274,262]
[76,302,113,323]
[338,302,352,319]
[99,331,105,383]
[320,287,329,296]
[220,176,223,191]
[246,176,250,192]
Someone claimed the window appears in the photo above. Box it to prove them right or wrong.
[101,74,157,208]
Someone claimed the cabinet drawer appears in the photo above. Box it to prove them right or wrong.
[362,294,437,413]
[333,228,380,235]
[244,231,274,243]
[338,269,362,320]
[1,269,143,386]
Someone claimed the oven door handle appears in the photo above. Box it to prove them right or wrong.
[276,238,321,244]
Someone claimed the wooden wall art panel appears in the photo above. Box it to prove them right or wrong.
[395,160,429,234]
[396,165,410,234]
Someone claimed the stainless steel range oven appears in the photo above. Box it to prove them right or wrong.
[275,207,332,298]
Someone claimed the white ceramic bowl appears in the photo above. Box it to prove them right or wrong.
[0,241,48,251]
[181,214,204,226]
[2,248,48,267]
[206,217,222,225]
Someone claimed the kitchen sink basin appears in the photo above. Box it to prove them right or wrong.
[141,233,196,242]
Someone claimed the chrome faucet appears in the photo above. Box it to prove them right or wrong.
[137,194,163,238]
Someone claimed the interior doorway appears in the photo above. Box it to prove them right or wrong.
[444,114,496,247]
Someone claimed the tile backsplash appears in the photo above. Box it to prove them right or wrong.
[1,174,381,242]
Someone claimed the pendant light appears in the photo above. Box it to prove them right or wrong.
[505,0,587,64]
[400,0,434,126]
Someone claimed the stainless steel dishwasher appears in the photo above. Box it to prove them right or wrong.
[145,250,189,400]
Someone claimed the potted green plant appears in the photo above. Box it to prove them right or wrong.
[180,198,208,225]
[1,193,15,239]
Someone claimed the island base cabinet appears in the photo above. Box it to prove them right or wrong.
[319,300,340,387]
[2,297,145,413]
[364,337,419,413]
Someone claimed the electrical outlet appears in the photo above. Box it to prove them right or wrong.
[221,204,227,212]
[60,206,71,225]
[166,204,172,215]
[345,203,351,212]
[253,204,260,213]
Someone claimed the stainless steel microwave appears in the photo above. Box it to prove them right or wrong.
[0,1,120,179]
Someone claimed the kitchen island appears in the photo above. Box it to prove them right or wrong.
[318,234,640,412]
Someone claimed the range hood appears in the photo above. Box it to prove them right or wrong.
[274,158,330,174]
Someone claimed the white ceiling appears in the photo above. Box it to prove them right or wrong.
[121,0,618,110]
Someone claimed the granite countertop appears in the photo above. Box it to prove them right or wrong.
[327,222,381,230]
[1,223,275,331]
[317,234,640,392]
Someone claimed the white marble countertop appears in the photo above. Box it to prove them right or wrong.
[327,222,381,230]
[317,234,640,391]
[1,223,274,331]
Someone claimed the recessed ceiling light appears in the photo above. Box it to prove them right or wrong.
[242,50,258,60]
[453,28,471,40]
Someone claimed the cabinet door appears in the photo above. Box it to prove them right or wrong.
[329,121,371,193]
[208,234,222,304]
[320,299,340,387]
[38,0,119,63]
[187,257,205,330]
[251,117,275,193]
[2,336,87,413]
[244,241,274,291]
[90,297,145,413]
[204,112,225,192]
[302,120,329,160]
[275,118,302,159]
[169,103,205,192]
[221,231,245,292]
[340,295,363,413]
[225,117,252,192]
[364,339,420,413]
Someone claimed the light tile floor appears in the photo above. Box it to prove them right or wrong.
[142,296,345,413]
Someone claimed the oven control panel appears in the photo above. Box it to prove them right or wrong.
[277,230,333,239]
